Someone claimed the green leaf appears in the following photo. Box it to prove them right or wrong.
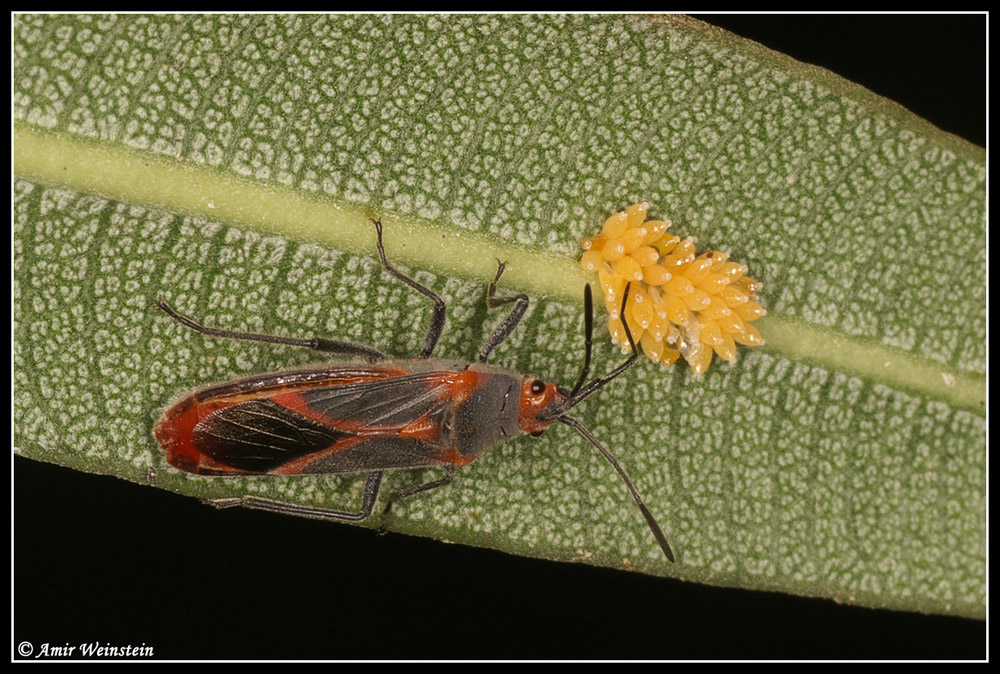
[13,14,985,618]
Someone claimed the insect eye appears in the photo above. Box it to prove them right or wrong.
[530,379,546,395]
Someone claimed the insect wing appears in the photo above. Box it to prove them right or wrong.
[156,367,462,476]
[292,372,454,430]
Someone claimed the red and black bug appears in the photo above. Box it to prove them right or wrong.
[154,219,674,562]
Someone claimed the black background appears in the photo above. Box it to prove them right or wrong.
[14,14,986,661]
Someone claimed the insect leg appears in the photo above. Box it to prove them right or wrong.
[371,218,446,359]
[155,299,386,361]
[478,260,529,363]
[378,465,457,534]
[204,471,385,523]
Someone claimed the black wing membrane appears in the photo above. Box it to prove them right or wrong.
[193,400,350,473]
[299,371,454,430]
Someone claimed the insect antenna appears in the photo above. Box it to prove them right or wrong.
[557,415,674,562]
[568,283,594,397]
[543,282,672,560]
[548,282,639,420]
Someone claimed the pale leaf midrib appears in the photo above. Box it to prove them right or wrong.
[12,122,985,412]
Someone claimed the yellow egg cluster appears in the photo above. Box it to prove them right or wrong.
[579,203,766,375]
